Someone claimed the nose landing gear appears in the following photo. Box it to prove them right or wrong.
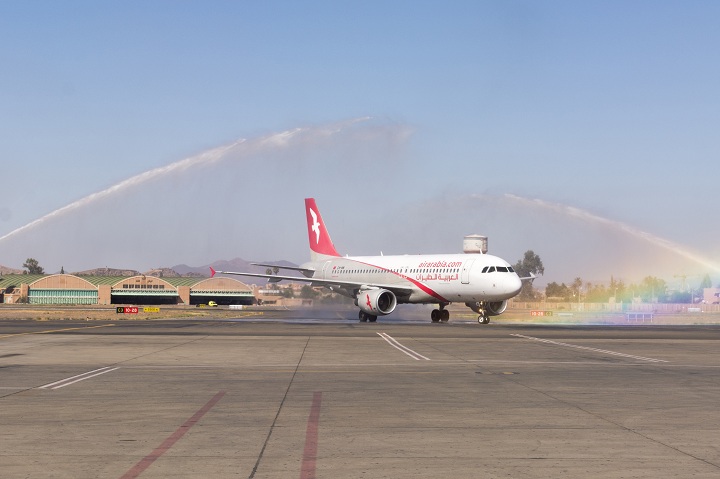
[466,301,491,324]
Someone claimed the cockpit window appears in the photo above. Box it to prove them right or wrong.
[483,265,515,273]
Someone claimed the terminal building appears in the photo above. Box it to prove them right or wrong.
[0,274,255,306]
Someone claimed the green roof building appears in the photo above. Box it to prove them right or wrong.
[0,274,254,306]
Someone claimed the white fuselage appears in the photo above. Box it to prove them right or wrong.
[302,252,522,304]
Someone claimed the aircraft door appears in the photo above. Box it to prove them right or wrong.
[461,259,475,284]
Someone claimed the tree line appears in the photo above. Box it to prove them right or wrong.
[513,250,715,304]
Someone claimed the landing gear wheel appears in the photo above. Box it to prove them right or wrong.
[431,309,440,323]
[359,311,377,322]
[477,313,490,324]
[440,309,450,322]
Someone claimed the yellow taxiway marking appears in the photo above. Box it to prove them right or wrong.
[0,323,115,339]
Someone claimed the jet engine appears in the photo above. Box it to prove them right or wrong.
[356,289,397,316]
[486,300,508,316]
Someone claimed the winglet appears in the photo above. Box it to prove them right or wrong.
[519,272,537,282]
[210,266,216,278]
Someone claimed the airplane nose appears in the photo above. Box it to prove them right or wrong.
[509,274,522,296]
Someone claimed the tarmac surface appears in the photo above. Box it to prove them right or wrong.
[1,309,720,478]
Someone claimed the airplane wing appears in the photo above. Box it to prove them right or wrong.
[250,262,316,277]
[211,267,414,297]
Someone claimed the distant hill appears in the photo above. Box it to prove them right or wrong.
[143,268,186,278]
[172,258,300,277]
[1,259,298,278]
[0,265,23,275]
[73,267,142,277]
[72,267,205,278]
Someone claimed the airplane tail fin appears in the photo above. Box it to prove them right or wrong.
[305,198,340,261]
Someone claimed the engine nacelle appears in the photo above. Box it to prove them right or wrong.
[486,300,508,316]
[357,289,397,316]
[466,300,508,316]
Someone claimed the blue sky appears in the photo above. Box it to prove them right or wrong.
[1,1,718,286]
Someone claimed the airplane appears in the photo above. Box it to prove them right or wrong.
[211,198,526,323]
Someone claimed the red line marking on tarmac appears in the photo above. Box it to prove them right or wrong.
[300,392,323,479]
[119,391,226,479]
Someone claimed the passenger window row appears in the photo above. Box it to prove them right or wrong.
[337,268,460,275]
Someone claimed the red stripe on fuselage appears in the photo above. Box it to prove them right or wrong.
[350,259,450,303]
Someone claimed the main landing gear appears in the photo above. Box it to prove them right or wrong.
[477,311,490,324]
[431,304,450,323]
[359,311,377,322]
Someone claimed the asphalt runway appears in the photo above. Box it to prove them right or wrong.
[1,312,720,478]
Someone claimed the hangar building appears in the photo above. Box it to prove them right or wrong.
[0,274,255,306]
